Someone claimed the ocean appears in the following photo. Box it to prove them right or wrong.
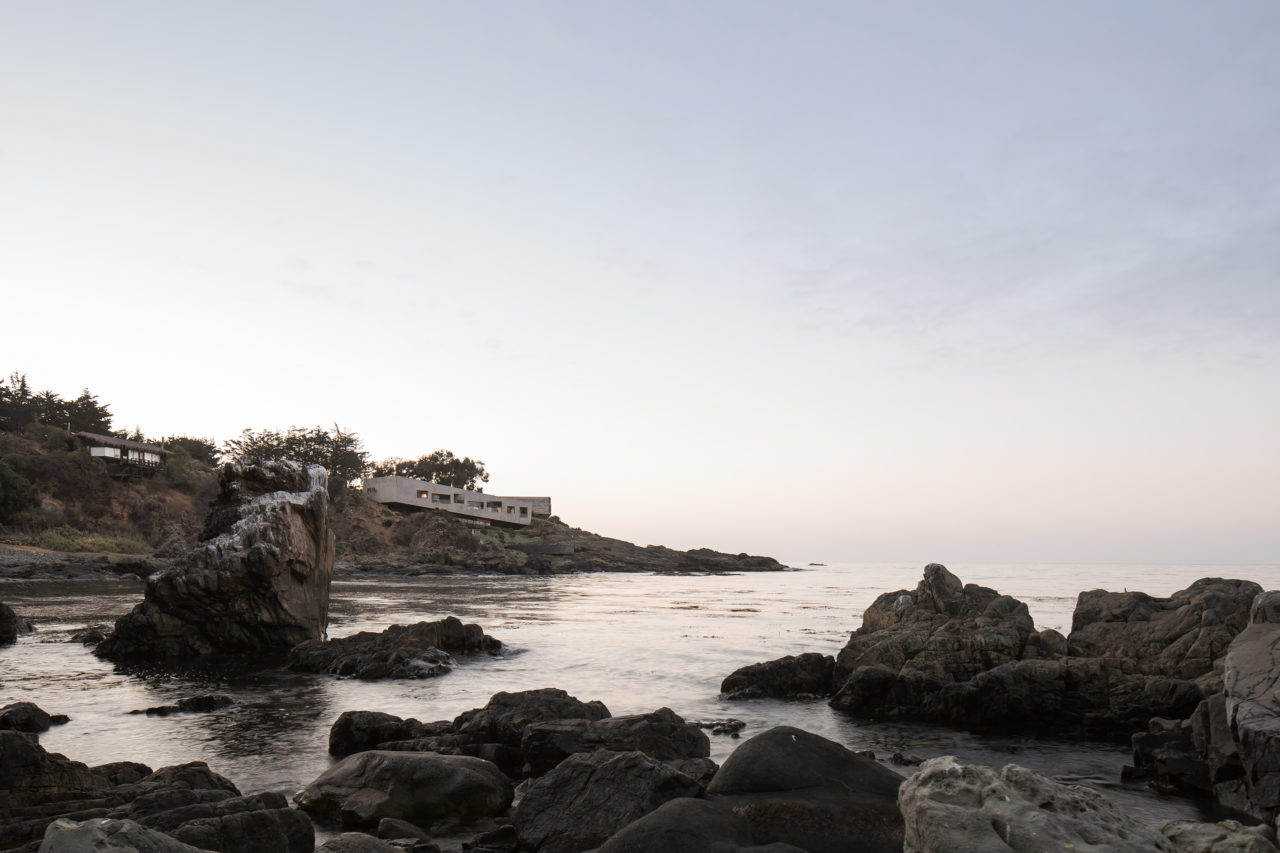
[3,560,1278,827]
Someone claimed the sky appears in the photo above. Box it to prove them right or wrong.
[2,2,1277,565]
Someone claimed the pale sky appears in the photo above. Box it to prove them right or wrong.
[2,2,1277,565]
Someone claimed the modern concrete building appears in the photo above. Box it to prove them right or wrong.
[361,476,551,527]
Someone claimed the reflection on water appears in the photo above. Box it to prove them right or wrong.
[3,562,1278,824]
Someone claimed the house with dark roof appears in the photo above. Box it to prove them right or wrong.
[74,432,172,476]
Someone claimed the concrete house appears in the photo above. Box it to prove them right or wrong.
[362,475,551,527]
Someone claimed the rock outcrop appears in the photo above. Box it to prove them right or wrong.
[293,750,513,827]
[1,729,311,853]
[705,726,904,853]
[898,756,1177,852]
[0,702,68,733]
[1069,578,1262,692]
[288,616,501,679]
[720,652,834,700]
[724,564,1260,739]
[1,600,34,644]
[513,750,703,853]
[96,460,335,660]
[323,690,710,782]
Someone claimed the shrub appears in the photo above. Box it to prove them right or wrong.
[38,525,150,555]
[0,456,35,524]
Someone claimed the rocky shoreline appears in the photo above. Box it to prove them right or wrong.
[4,465,1279,850]
[6,685,1278,852]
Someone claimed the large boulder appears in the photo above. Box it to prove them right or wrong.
[0,701,68,733]
[97,460,335,659]
[590,798,757,853]
[898,756,1176,852]
[819,566,1257,739]
[452,688,611,749]
[720,652,835,699]
[1,600,35,644]
[38,818,214,852]
[833,563,1036,687]
[1222,591,1280,823]
[705,726,904,853]
[294,750,512,826]
[1069,578,1261,688]
[1160,819,1279,852]
[328,711,433,757]
[1,732,305,853]
[288,616,501,679]
[512,749,702,853]
[521,707,709,776]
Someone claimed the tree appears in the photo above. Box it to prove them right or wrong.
[0,455,35,523]
[222,425,371,492]
[372,449,489,491]
[160,436,219,465]
[0,375,113,434]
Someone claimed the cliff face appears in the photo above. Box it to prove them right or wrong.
[96,460,335,659]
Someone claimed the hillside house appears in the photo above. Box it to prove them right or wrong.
[75,432,172,476]
[361,475,550,527]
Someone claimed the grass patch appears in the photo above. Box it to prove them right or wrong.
[38,525,151,555]
[474,527,539,546]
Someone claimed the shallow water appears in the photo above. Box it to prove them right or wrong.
[2,561,1277,826]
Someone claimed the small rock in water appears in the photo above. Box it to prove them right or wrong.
[0,701,69,732]
[890,751,924,766]
[71,624,109,645]
[689,718,746,736]
[129,694,235,716]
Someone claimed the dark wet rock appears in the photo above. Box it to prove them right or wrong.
[288,616,500,680]
[521,707,709,776]
[453,688,610,750]
[705,726,904,853]
[1125,716,1209,795]
[93,762,155,787]
[37,817,214,852]
[0,732,301,852]
[129,695,235,717]
[513,749,702,853]
[160,796,313,853]
[328,711,436,757]
[1221,590,1280,823]
[1161,819,1279,852]
[71,624,110,645]
[1,600,35,644]
[294,750,513,827]
[591,798,755,853]
[833,563,1036,689]
[0,702,68,733]
[720,652,835,699]
[96,460,335,660]
[813,565,1254,738]
[689,718,746,736]
[376,817,432,842]
[1069,577,1262,690]
[316,833,403,852]
[664,757,719,788]
[898,755,1176,852]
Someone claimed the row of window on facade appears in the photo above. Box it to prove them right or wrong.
[415,490,530,517]
[89,446,164,466]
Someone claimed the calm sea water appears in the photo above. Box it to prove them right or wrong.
[3,561,1277,827]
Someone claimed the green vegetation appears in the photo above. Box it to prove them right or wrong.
[222,425,371,493]
[37,525,150,555]
[372,450,489,490]
[0,373,113,434]
[0,454,35,523]
[473,526,538,546]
